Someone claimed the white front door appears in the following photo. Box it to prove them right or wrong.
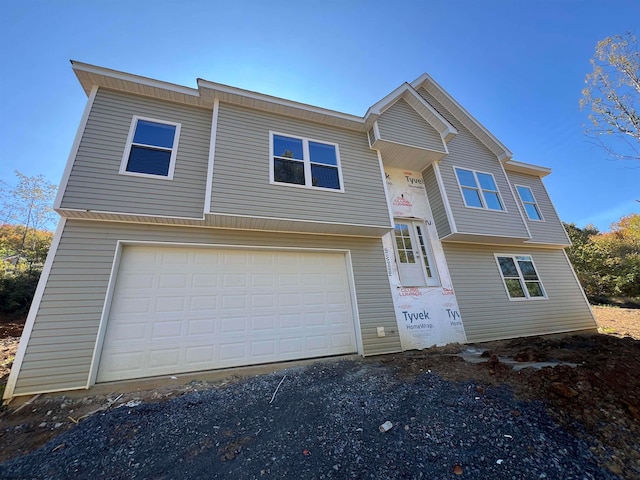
[394,220,439,287]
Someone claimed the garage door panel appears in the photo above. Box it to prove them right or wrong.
[149,348,180,369]
[187,318,215,335]
[97,246,357,383]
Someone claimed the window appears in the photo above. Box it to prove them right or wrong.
[270,133,342,191]
[495,254,546,300]
[516,185,543,221]
[120,116,181,178]
[454,167,504,211]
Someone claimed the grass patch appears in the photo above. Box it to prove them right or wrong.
[598,326,617,334]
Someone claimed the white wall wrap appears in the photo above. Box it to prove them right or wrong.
[384,167,467,348]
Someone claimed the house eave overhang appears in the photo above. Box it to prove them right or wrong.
[56,208,393,238]
[72,60,202,105]
[72,61,366,131]
[410,73,513,163]
[196,79,366,131]
[504,160,552,178]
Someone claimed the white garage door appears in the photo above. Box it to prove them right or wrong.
[97,245,357,382]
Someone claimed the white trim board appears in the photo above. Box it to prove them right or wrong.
[54,86,99,210]
[3,218,68,401]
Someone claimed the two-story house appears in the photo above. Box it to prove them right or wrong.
[3,62,596,401]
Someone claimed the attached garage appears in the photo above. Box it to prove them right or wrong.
[96,245,359,382]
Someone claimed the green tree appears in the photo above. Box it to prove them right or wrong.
[0,225,54,317]
[580,32,640,161]
[565,214,640,299]
[564,222,604,296]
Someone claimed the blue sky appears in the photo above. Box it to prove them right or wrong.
[1,0,638,231]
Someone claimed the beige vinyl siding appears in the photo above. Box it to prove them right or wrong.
[416,89,529,239]
[13,220,398,396]
[507,171,570,245]
[444,243,595,343]
[210,103,391,228]
[60,89,211,218]
[422,164,451,237]
[377,99,444,152]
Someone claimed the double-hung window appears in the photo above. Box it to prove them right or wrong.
[454,167,504,211]
[516,185,543,221]
[270,133,343,191]
[495,254,546,300]
[120,116,181,179]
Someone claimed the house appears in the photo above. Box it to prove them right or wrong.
[3,62,596,400]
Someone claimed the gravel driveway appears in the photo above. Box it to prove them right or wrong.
[0,359,619,479]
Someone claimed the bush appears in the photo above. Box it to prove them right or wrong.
[0,261,41,317]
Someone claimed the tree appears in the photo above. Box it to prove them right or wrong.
[580,32,640,161]
[1,171,57,254]
[564,214,640,300]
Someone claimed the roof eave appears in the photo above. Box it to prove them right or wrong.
[410,72,513,162]
[504,160,552,178]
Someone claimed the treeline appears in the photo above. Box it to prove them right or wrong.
[564,213,640,302]
[0,224,53,316]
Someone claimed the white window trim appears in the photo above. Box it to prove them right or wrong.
[494,253,547,301]
[269,131,344,193]
[119,115,182,180]
[515,184,545,222]
[453,166,506,212]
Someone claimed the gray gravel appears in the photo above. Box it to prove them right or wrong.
[0,359,619,479]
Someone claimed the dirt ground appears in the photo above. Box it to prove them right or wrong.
[1,306,639,478]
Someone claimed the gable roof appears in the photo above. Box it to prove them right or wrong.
[364,83,457,143]
[410,73,513,162]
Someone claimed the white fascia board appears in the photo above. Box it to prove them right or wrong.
[365,82,413,117]
[197,79,364,127]
[504,160,552,178]
[54,85,99,209]
[411,73,513,162]
[402,87,458,140]
[3,218,67,401]
[71,61,199,97]
[204,99,219,215]
[365,83,457,144]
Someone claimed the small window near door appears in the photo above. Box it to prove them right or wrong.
[394,223,416,264]
[415,224,434,279]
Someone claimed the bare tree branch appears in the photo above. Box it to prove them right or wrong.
[581,32,640,161]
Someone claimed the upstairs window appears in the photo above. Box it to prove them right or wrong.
[120,116,181,179]
[454,167,504,211]
[270,133,343,191]
[495,254,546,300]
[516,185,543,221]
